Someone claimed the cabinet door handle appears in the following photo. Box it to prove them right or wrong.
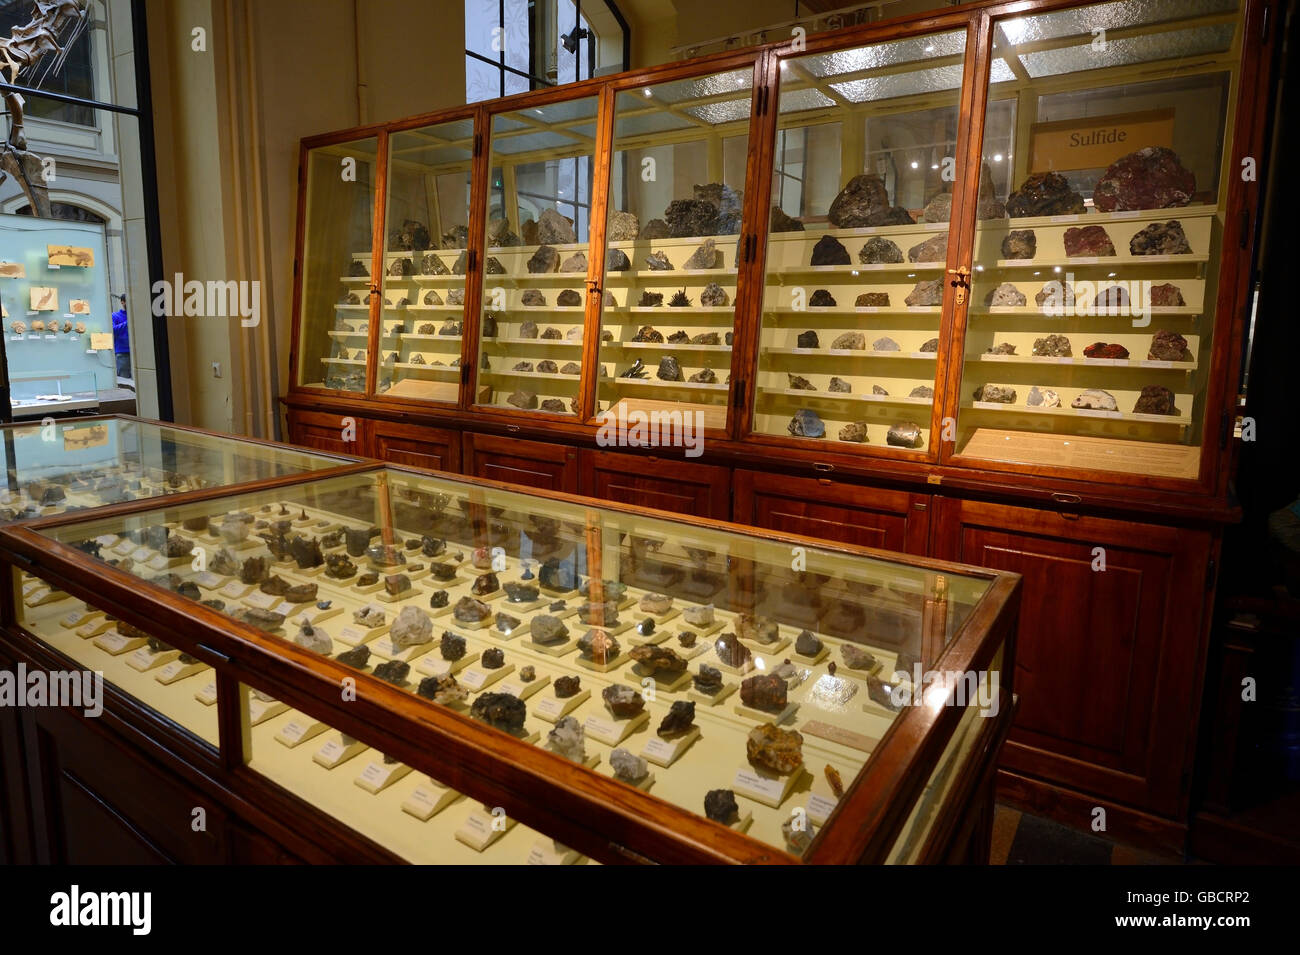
[1050,491,1082,504]
[812,462,834,473]
[506,424,520,433]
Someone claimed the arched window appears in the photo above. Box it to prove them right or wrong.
[13,201,106,224]
[0,0,96,126]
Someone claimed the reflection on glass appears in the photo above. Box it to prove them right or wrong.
[34,467,999,859]
[473,97,600,416]
[752,31,968,450]
[298,137,379,393]
[956,0,1240,479]
[377,120,475,403]
[595,67,752,429]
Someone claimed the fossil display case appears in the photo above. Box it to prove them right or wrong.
[1,464,1019,864]
[0,415,360,524]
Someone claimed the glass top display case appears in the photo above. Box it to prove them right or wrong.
[472,95,602,417]
[952,0,1242,480]
[750,28,971,453]
[0,415,359,523]
[294,135,380,394]
[2,463,1019,863]
[376,117,475,404]
[594,61,757,430]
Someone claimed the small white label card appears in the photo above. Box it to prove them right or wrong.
[400,779,461,821]
[194,571,224,589]
[336,624,386,647]
[455,807,514,851]
[23,587,51,607]
[75,617,115,639]
[458,664,513,692]
[194,680,219,705]
[495,675,548,701]
[126,646,178,672]
[275,715,328,748]
[247,696,288,725]
[219,580,254,600]
[641,726,700,768]
[144,554,171,572]
[312,734,368,769]
[94,630,147,655]
[59,608,98,629]
[583,710,648,747]
[532,688,588,722]
[526,839,582,865]
[354,759,412,794]
[129,546,152,563]
[155,658,207,685]
[806,792,839,827]
[244,590,281,611]
[733,766,803,809]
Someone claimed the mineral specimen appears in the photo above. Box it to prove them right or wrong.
[471,572,499,596]
[1001,229,1037,259]
[428,563,457,582]
[736,614,779,645]
[1095,285,1129,311]
[610,748,649,783]
[974,384,1016,403]
[1082,341,1129,359]
[688,368,717,384]
[495,612,521,635]
[417,673,468,706]
[556,289,582,306]
[547,716,587,762]
[530,614,569,645]
[608,210,640,241]
[1063,225,1115,257]
[507,391,538,410]
[691,331,720,344]
[238,608,286,632]
[440,631,467,661]
[645,250,673,271]
[560,252,587,273]
[887,422,923,448]
[985,282,1026,307]
[658,356,684,381]
[430,591,449,610]
[829,377,851,393]
[519,320,540,339]
[336,645,370,669]
[795,630,822,656]
[1134,385,1179,415]
[831,331,866,350]
[828,174,913,227]
[385,574,412,597]
[859,236,904,264]
[390,606,433,650]
[554,675,581,698]
[560,361,581,375]
[683,238,721,270]
[640,218,670,239]
[873,336,901,351]
[504,582,539,604]
[714,632,752,668]
[788,409,825,438]
[640,593,672,614]
[578,629,620,664]
[1148,329,1191,362]
[678,631,697,648]
[907,233,947,263]
[453,596,491,623]
[700,282,729,307]
[540,559,576,591]
[797,330,819,349]
[1149,283,1186,307]
[537,208,577,244]
[470,692,527,733]
[373,660,410,686]
[770,206,804,232]
[344,526,372,557]
[602,684,645,718]
[1005,171,1085,217]
[740,674,787,711]
[838,422,868,443]
[810,235,850,265]
[867,676,901,711]
[808,289,836,307]
[841,644,877,670]
[1129,220,1191,256]
[527,245,560,274]
[746,722,804,774]
[683,604,714,627]
[704,788,739,823]
[664,199,719,237]
[1026,386,1061,408]
[1032,334,1072,357]
[905,279,944,306]
[218,514,251,545]
[1071,388,1119,411]
[481,647,505,669]
[787,373,815,390]
[1094,146,1195,211]
[638,291,664,307]
[856,292,890,307]
[985,342,1017,355]
[353,605,386,629]
[629,644,687,674]
[783,817,814,854]
[657,700,696,738]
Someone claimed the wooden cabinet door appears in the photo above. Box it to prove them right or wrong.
[463,432,579,493]
[286,409,370,457]
[733,470,931,555]
[372,420,461,473]
[581,450,730,519]
[932,497,1214,818]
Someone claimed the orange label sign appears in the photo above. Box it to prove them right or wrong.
[1029,108,1174,173]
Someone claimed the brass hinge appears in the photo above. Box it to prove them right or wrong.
[947,266,971,305]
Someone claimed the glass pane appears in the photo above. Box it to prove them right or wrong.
[595,67,753,430]
[297,137,379,393]
[473,96,600,416]
[955,0,1242,480]
[31,467,997,860]
[377,120,475,403]
[752,31,968,450]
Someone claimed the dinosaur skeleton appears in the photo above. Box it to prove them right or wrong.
[0,0,92,218]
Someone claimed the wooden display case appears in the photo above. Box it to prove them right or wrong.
[280,0,1277,847]
[0,463,1019,864]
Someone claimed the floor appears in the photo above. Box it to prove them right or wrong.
[991,804,1184,865]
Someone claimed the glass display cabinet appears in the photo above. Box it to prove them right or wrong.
[953,0,1239,480]
[376,117,476,404]
[748,28,971,453]
[0,415,360,524]
[9,371,100,417]
[594,61,757,430]
[1,464,1019,864]
[293,135,380,394]
[471,95,602,417]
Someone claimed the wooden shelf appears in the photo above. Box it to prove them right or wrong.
[968,400,1192,427]
[760,387,933,406]
[973,354,1197,371]
[604,376,728,392]
[764,347,938,360]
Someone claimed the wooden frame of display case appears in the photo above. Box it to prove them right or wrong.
[283,0,1275,513]
[0,463,1020,865]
